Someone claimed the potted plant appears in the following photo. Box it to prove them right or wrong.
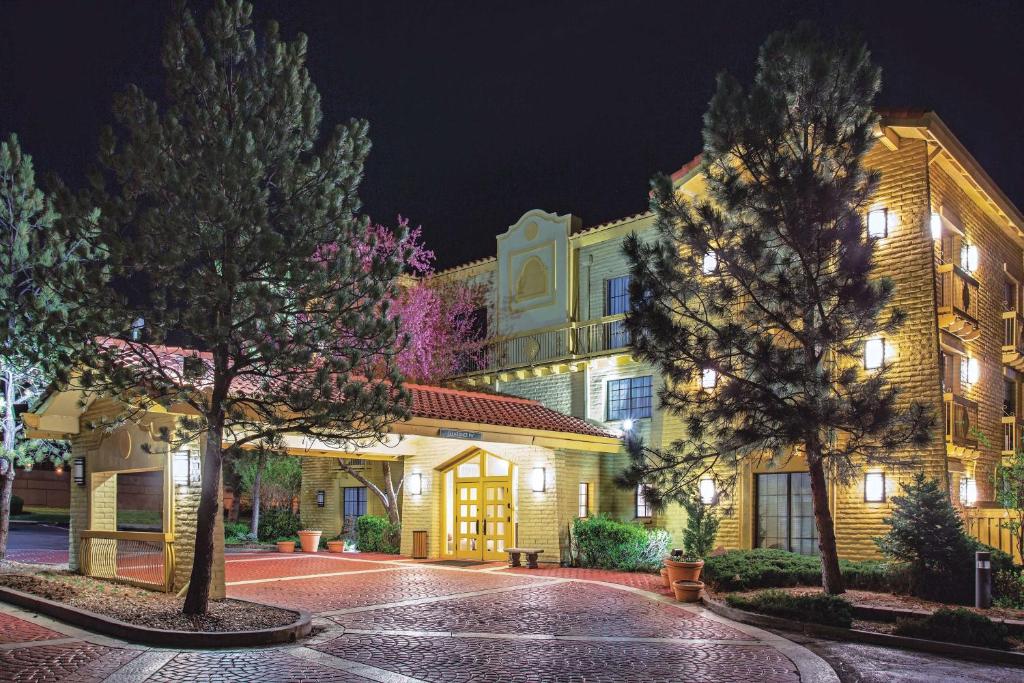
[672,579,704,602]
[663,487,720,587]
[660,567,671,588]
[276,539,296,553]
[298,529,322,553]
[326,538,345,553]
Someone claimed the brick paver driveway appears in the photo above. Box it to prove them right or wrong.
[0,552,837,682]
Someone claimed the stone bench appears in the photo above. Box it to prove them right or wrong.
[505,547,543,569]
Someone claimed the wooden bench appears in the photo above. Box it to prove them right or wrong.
[505,547,543,569]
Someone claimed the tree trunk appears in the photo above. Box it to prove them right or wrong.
[338,459,401,526]
[228,481,241,523]
[807,455,845,595]
[182,420,224,615]
[0,370,17,559]
[249,451,266,538]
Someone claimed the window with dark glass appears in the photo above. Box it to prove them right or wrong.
[1006,280,1018,312]
[607,376,652,421]
[1006,380,1018,418]
[605,276,631,348]
[755,472,819,556]
[343,486,367,518]
[578,482,590,518]
[635,484,652,518]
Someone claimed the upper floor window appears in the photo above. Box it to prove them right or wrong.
[605,276,631,316]
[1006,279,1019,312]
[607,376,652,421]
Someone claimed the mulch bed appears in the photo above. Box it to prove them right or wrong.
[0,564,296,633]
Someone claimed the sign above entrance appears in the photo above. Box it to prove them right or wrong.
[439,428,482,441]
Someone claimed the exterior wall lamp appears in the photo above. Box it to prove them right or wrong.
[701,368,718,389]
[864,338,885,370]
[316,490,326,507]
[72,457,86,486]
[698,477,717,505]
[407,472,423,496]
[702,250,718,274]
[960,476,978,507]
[864,472,886,503]
[531,467,546,493]
[930,212,942,240]
[867,208,889,238]
[173,449,200,488]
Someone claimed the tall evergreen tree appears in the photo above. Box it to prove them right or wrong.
[620,25,932,594]
[63,1,408,614]
[0,134,97,559]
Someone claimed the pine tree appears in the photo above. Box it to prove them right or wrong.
[620,25,932,594]
[0,134,98,559]
[63,1,408,614]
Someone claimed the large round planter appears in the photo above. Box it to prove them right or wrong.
[276,541,295,553]
[672,579,704,603]
[298,530,322,553]
[660,567,670,588]
[664,557,704,584]
[326,541,345,553]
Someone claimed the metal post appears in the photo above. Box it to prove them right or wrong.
[976,550,991,609]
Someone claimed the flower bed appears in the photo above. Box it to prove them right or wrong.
[0,568,296,633]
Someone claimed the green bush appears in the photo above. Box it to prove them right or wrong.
[571,514,670,572]
[355,515,400,554]
[994,569,1024,609]
[681,493,720,561]
[725,590,854,628]
[9,495,23,516]
[257,508,301,542]
[702,549,901,592]
[224,521,250,541]
[895,608,1009,649]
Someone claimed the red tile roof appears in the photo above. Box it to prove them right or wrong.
[406,383,617,438]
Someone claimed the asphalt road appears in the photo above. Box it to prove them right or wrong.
[7,521,69,551]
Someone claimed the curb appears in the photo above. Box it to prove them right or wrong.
[702,595,1024,668]
[852,603,1024,636]
[0,587,312,648]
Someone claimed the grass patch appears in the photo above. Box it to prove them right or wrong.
[13,507,70,525]
[894,607,1009,650]
[725,589,854,628]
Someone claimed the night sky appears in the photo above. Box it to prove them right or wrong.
[1,0,1021,270]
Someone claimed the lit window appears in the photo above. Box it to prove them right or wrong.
[930,212,942,240]
[635,485,652,518]
[960,476,977,507]
[702,251,718,274]
[607,376,653,421]
[701,368,718,389]
[578,483,590,518]
[867,209,888,238]
[864,472,885,503]
[864,338,885,370]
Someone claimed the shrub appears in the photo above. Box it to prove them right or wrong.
[875,474,1013,603]
[725,590,854,628]
[224,521,249,541]
[894,607,1009,649]
[356,515,400,554]
[257,508,301,542]
[9,495,23,516]
[702,549,900,592]
[572,514,670,572]
[994,569,1024,609]
[681,493,719,561]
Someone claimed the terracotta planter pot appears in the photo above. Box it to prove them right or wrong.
[298,530,322,553]
[664,557,704,584]
[326,541,345,553]
[276,541,295,553]
[660,567,670,588]
[671,579,704,603]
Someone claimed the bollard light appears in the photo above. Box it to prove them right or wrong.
[976,551,992,609]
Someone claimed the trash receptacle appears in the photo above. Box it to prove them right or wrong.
[412,530,428,559]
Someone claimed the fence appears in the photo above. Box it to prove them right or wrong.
[79,530,175,592]
[965,508,1023,565]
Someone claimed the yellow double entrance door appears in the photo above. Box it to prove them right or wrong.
[451,451,514,561]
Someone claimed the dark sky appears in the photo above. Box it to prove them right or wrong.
[1,1,1021,270]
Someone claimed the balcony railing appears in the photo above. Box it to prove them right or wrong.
[1003,415,1023,454]
[937,263,980,341]
[470,315,631,373]
[944,393,979,450]
[80,530,175,592]
[1003,310,1024,370]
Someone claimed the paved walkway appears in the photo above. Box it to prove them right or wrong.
[0,552,837,682]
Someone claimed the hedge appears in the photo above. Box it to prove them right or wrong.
[726,589,854,628]
[356,515,400,554]
[703,548,904,592]
[572,514,670,572]
[895,608,1009,650]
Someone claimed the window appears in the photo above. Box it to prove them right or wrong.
[1006,279,1018,312]
[343,487,367,518]
[1005,380,1017,418]
[607,376,652,421]
[755,473,819,556]
[605,276,631,349]
[578,482,590,518]
[635,484,652,518]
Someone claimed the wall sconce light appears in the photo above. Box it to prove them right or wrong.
[864,337,885,370]
[702,250,718,274]
[930,212,942,240]
[867,208,888,238]
[864,472,886,503]
[699,477,717,505]
[407,472,423,496]
[173,450,190,487]
[966,357,981,385]
[531,467,546,493]
[960,476,978,507]
[316,490,326,507]
[965,244,980,273]
[621,418,635,432]
[701,368,718,389]
[72,457,86,486]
